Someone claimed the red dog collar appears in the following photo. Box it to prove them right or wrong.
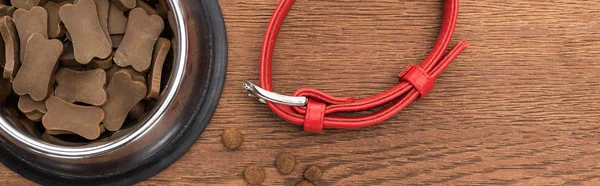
[244,0,469,133]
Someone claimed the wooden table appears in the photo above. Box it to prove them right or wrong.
[3,0,600,185]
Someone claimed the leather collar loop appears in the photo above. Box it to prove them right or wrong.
[246,0,469,132]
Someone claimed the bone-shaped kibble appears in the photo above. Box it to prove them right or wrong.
[13,34,63,101]
[108,1,127,34]
[60,0,112,64]
[114,8,163,72]
[18,95,47,114]
[55,68,108,106]
[112,0,135,12]
[10,0,47,10]
[0,16,19,81]
[102,68,146,131]
[74,0,111,46]
[44,1,66,39]
[147,37,171,99]
[13,6,48,62]
[43,96,104,140]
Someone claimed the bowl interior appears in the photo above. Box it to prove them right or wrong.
[0,1,184,150]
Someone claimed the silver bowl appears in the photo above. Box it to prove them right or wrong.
[0,0,227,185]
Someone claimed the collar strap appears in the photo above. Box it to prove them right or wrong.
[245,0,469,133]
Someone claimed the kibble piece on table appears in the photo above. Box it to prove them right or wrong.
[112,0,136,12]
[108,1,127,34]
[0,16,19,81]
[275,152,296,174]
[44,1,66,39]
[147,37,171,99]
[296,180,314,186]
[304,165,323,183]
[114,8,163,72]
[102,69,147,131]
[13,6,48,61]
[18,95,47,114]
[55,68,108,106]
[244,165,266,185]
[221,127,243,150]
[42,96,105,140]
[10,0,46,10]
[13,34,62,101]
[59,0,112,64]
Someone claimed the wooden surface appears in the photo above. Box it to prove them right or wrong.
[3,0,600,185]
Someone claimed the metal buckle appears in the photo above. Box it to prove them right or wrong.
[243,81,308,106]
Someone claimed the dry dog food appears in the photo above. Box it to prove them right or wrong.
[102,68,147,131]
[12,33,62,101]
[244,165,266,185]
[59,0,111,64]
[114,8,163,72]
[0,0,174,142]
[55,68,108,106]
[0,16,19,80]
[43,96,104,140]
[276,152,296,174]
[221,127,243,150]
[296,180,314,186]
[304,165,323,183]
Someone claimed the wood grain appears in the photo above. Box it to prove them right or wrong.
[3,0,600,185]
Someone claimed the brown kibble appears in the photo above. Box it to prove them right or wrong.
[25,111,44,121]
[55,68,108,106]
[296,180,314,186]
[275,152,296,174]
[92,0,112,46]
[221,127,243,150]
[10,0,47,10]
[13,6,48,61]
[42,96,104,140]
[108,1,127,34]
[13,34,62,101]
[114,8,164,72]
[92,51,114,69]
[18,95,47,114]
[147,37,171,99]
[44,1,66,39]
[0,16,19,81]
[102,68,147,131]
[112,0,136,12]
[244,165,265,185]
[304,165,323,183]
[59,0,112,64]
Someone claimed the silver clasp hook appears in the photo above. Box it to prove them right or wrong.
[243,81,308,106]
